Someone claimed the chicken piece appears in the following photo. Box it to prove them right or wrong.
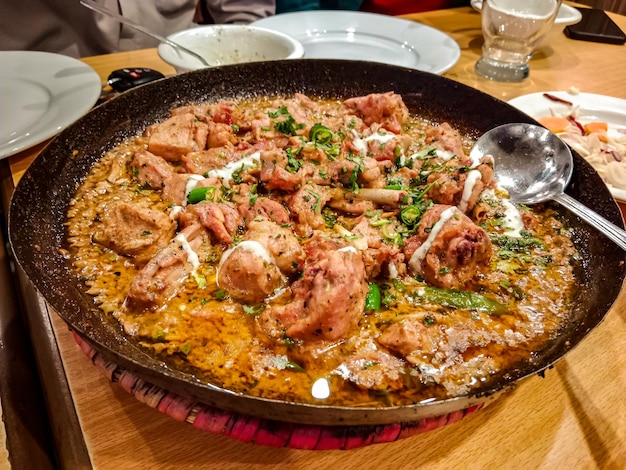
[426,158,495,213]
[207,121,237,148]
[126,224,205,310]
[159,173,190,206]
[425,122,466,161]
[404,205,492,289]
[130,150,175,189]
[246,219,305,275]
[343,92,409,134]
[347,127,411,164]
[148,112,209,162]
[93,202,176,265]
[216,215,303,302]
[378,318,438,359]
[182,145,238,175]
[333,350,406,392]
[270,93,321,124]
[209,101,236,125]
[189,202,241,244]
[239,196,290,226]
[259,148,303,192]
[287,184,330,237]
[350,218,398,278]
[327,156,387,189]
[359,157,387,186]
[217,240,285,303]
[261,247,368,342]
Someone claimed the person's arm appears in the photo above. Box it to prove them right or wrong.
[201,0,276,24]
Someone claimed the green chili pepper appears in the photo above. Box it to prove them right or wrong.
[414,286,508,315]
[187,186,215,204]
[285,360,306,372]
[400,205,421,228]
[193,273,207,289]
[369,218,392,227]
[309,123,333,145]
[365,283,382,311]
[153,329,165,341]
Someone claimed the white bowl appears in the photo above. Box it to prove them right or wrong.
[470,1,582,46]
[158,25,305,73]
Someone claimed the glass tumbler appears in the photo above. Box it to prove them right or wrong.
[475,0,562,82]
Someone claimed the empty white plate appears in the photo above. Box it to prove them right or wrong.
[253,11,461,74]
[0,51,101,159]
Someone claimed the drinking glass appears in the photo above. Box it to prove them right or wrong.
[475,0,562,82]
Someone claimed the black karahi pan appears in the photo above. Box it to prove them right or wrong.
[9,60,626,426]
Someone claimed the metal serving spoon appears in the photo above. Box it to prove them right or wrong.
[79,0,210,67]
[470,123,626,251]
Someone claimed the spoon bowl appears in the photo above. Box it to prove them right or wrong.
[470,123,626,251]
[470,123,573,204]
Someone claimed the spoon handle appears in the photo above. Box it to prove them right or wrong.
[554,192,626,251]
[79,0,210,67]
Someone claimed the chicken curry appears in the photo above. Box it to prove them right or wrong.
[65,92,578,407]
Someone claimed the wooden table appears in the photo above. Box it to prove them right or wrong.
[2,5,626,469]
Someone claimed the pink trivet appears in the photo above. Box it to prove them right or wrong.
[73,332,483,449]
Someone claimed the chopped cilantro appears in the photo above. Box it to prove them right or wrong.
[285,148,302,173]
[270,106,303,136]
[491,234,544,251]
[232,164,245,184]
[305,188,321,212]
[249,184,258,206]
[243,304,266,316]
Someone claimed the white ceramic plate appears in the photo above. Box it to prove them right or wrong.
[509,91,626,201]
[0,51,101,159]
[470,0,582,26]
[252,11,460,74]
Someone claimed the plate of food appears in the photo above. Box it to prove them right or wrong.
[508,91,626,202]
[9,60,625,436]
[252,11,460,74]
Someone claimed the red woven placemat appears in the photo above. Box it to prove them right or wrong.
[73,332,483,449]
